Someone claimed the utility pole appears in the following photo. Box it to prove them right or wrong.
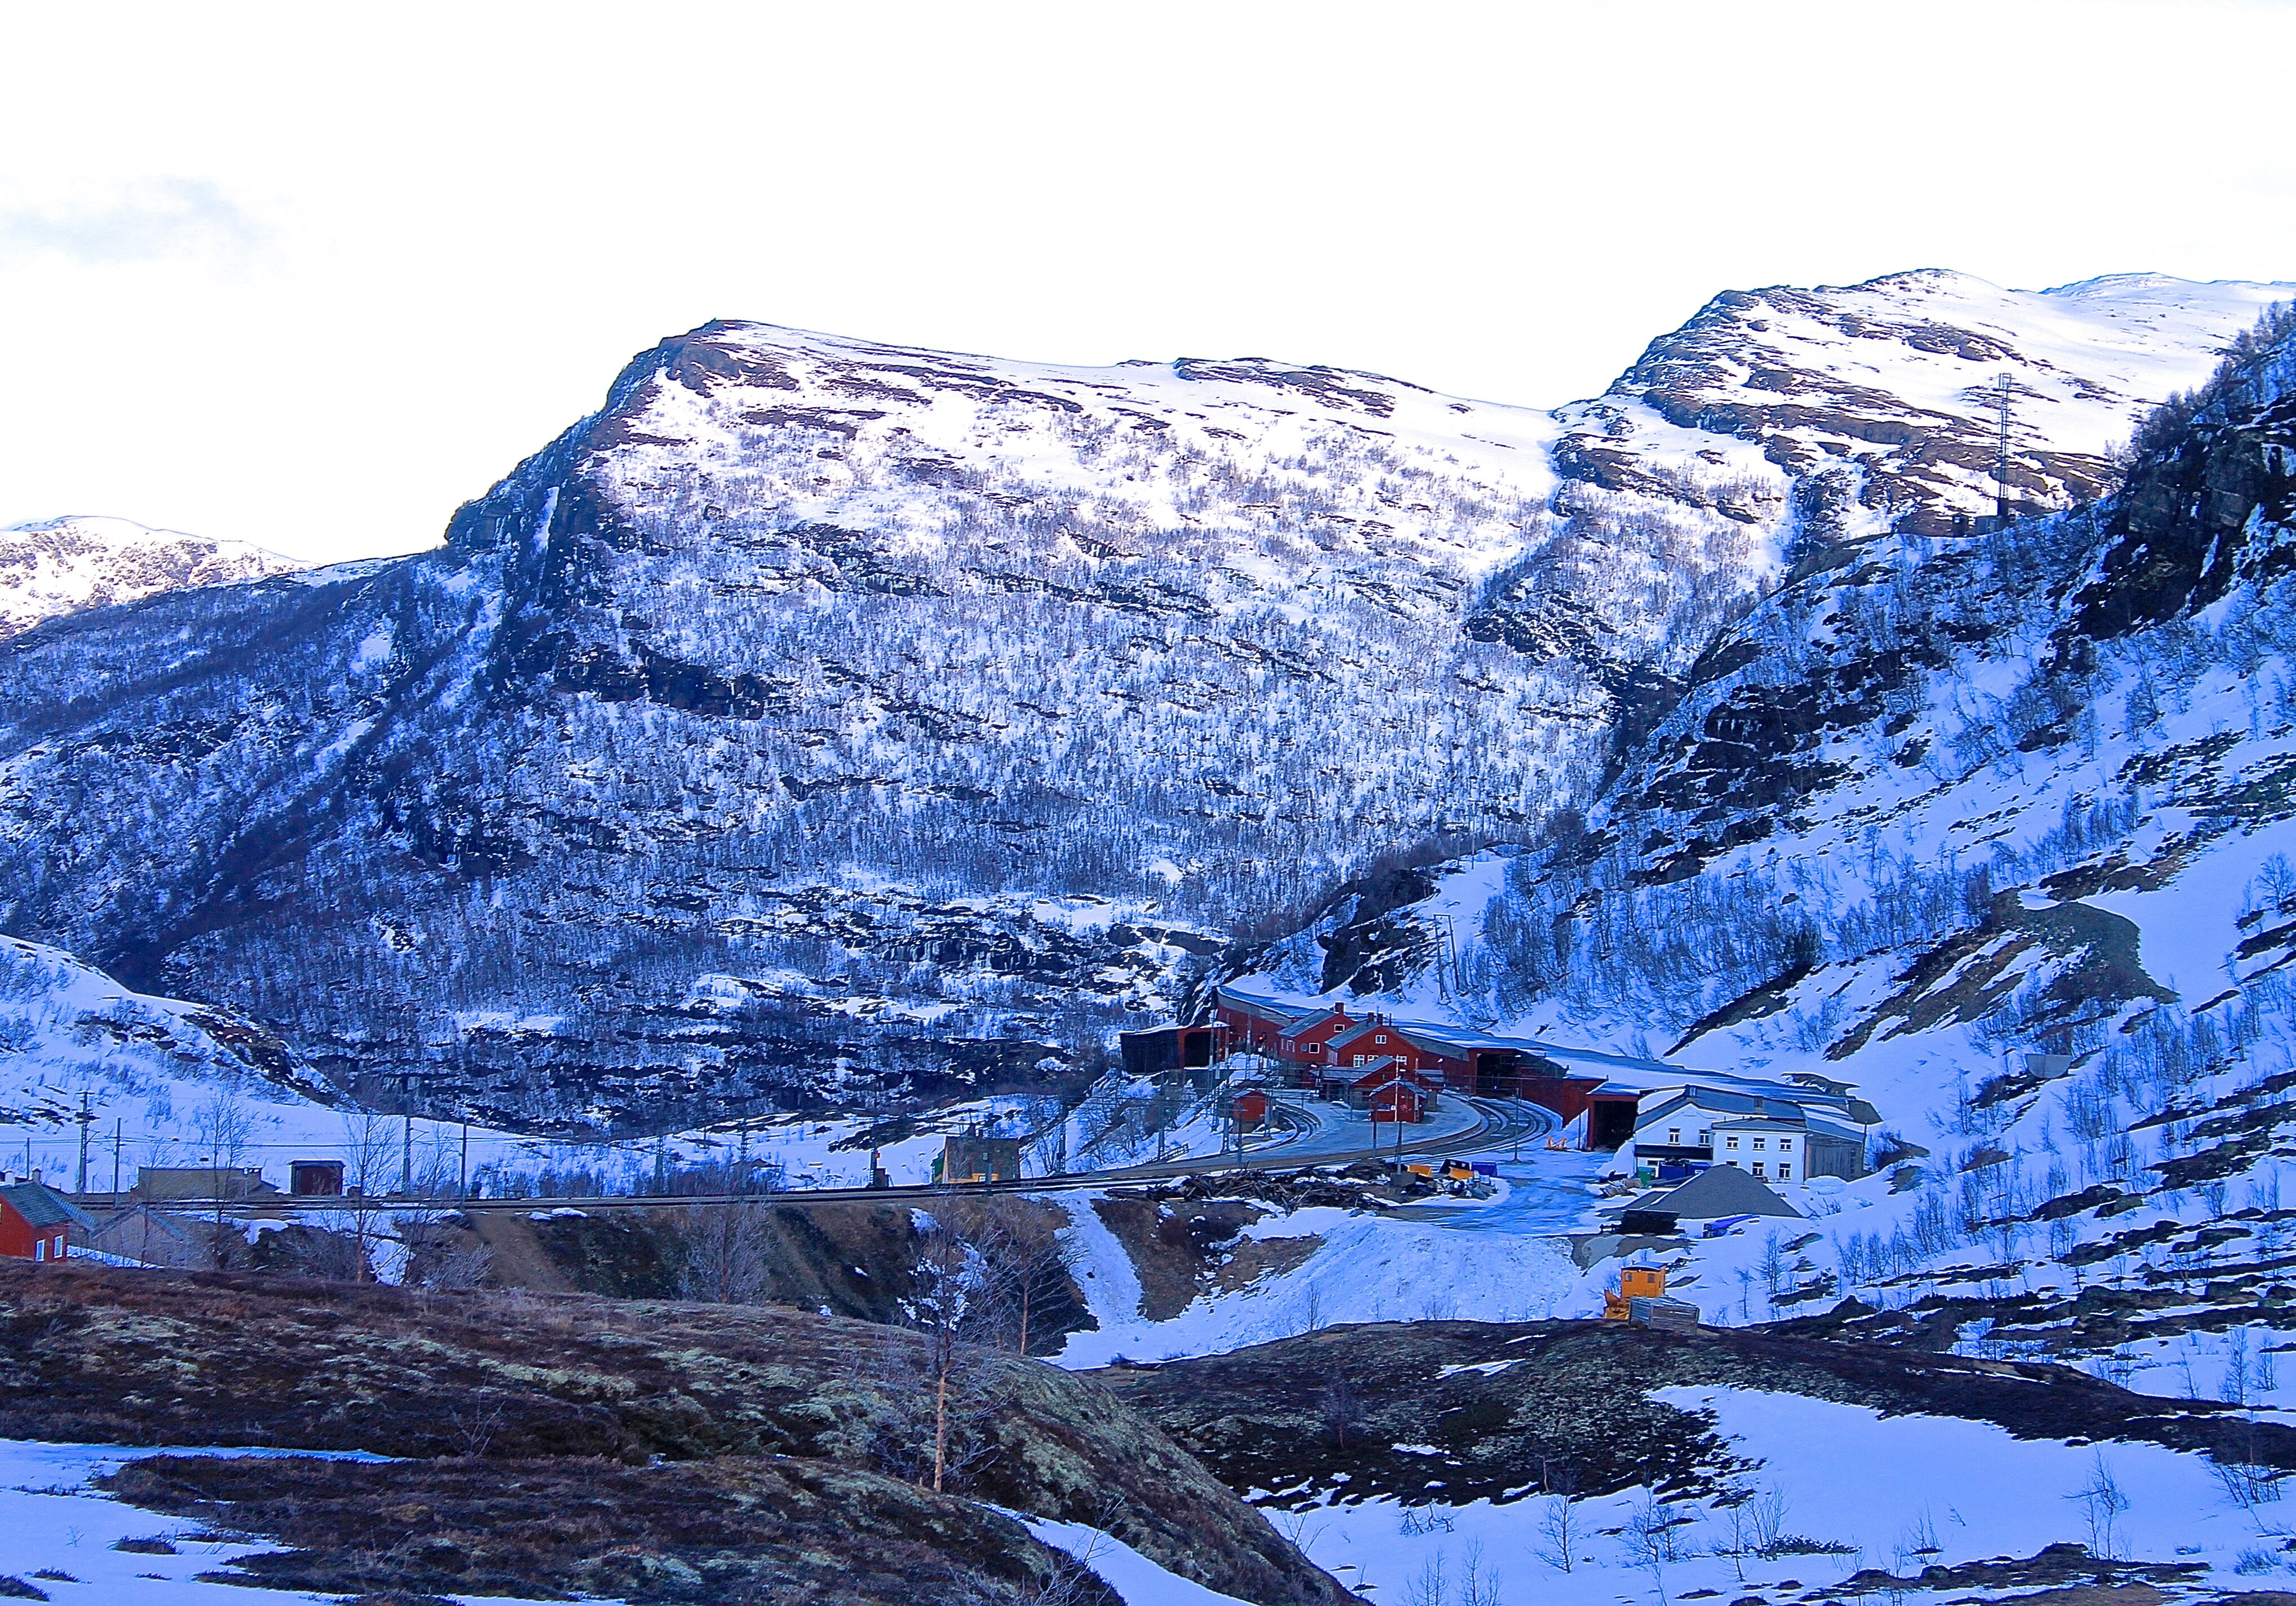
[1993,373,2015,529]
[74,1093,95,1195]
[112,1120,123,1196]
[460,1120,471,1201]
[399,1072,414,1196]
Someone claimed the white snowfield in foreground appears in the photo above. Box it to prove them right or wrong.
[0,1438,583,1606]
[1287,1387,2291,1605]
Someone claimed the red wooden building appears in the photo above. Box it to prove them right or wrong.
[1325,1020,1421,1072]
[1272,1008,1355,1072]
[1213,995,1299,1056]
[0,1180,92,1263]
[1393,1029,1534,1096]
[1312,1056,1439,1121]
[1118,1021,1231,1079]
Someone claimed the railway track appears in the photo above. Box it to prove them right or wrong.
[96,1095,1558,1216]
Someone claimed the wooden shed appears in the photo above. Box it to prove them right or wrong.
[1119,1022,1230,1079]
[934,1135,1022,1185]
[290,1160,346,1196]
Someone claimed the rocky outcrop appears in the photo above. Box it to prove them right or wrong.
[1,1260,1355,1606]
[1096,1318,2296,1511]
[2069,307,2296,638]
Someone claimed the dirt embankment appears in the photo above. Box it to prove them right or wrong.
[1094,1317,2296,1512]
[1085,1167,1433,1322]
[420,1194,1097,1352]
[461,1200,921,1312]
[0,1261,1354,1606]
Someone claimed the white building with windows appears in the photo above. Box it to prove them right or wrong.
[1623,1086,1869,1180]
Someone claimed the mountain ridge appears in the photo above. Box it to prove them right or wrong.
[1,269,2285,1130]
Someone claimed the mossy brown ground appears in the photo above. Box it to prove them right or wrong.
[0,1261,1352,1606]
[1093,1317,2296,1511]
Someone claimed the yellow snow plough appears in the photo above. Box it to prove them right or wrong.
[1602,1265,1667,1321]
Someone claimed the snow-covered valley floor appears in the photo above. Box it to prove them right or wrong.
[1282,1385,2295,1605]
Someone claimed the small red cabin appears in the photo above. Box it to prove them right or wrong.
[1366,1072,1427,1124]
[0,1180,92,1263]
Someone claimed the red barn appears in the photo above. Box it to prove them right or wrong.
[1395,1030,1530,1096]
[1,1180,92,1263]
[1358,1063,1429,1123]
[1322,1057,1438,1121]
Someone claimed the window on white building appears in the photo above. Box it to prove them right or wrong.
[1667,1128,1681,1144]
[1778,1137,1793,1151]
[1725,1136,1739,1150]
[1752,1137,1766,1150]
[1778,1164,1791,1180]
[1751,1162,1766,1179]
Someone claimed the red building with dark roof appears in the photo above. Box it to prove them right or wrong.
[0,1180,94,1263]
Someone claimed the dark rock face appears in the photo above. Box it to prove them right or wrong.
[2069,314,2296,639]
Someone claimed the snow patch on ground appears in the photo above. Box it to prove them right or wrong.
[0,1438,582,1606]
[1284,1384,2296,1604]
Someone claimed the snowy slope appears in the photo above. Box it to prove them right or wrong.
[0,515,303,638]
[0,275,2277,1129]
[0,935,343,1187]
[1228,302,2296,1392]
[1282,1387,2293,1605]
[1473,271,2295,712]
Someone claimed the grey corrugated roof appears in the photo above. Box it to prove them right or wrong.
[1,1181,96,1231]
[1642,1165,1803,1220]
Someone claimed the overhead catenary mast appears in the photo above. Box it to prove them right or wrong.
[1993,372,2016,529]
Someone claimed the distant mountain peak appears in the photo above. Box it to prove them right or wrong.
[0,514,304,638]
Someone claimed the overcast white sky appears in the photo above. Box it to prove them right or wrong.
[6,0,2295,562]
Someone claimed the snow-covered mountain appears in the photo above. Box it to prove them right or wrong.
[1474,271,2293,739]
[0,934,338,1187]
[0,515,303,638]
[0,271,2283,1130]
[1235,299,2296,1388]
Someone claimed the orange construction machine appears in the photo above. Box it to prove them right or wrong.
[1602,1265,1667,1321]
